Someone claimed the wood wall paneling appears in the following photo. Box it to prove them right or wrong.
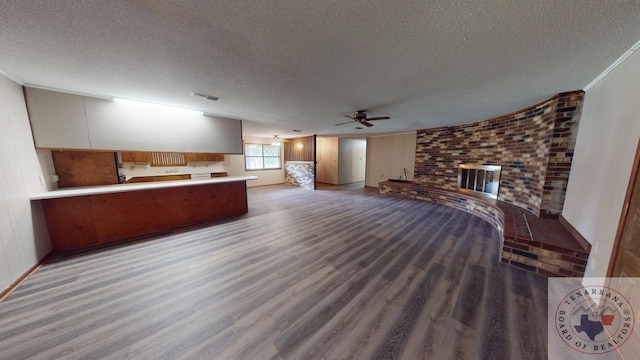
[284,136,314,161]
[52,150,118,188]
[315,137,338,185]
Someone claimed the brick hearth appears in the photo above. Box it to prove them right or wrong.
[379,180,590,277]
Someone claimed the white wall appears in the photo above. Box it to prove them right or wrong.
[225,136,285,187]
[563,48,640,277]
[0,75,54,292]
[365,132,417,187]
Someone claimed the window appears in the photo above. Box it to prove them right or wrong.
[244,143,281,170]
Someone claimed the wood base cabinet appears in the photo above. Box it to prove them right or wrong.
[43,181,248,251]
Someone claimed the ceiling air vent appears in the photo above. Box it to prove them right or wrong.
[191,92,220,101]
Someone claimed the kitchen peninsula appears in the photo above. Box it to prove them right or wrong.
[31,176,257,251]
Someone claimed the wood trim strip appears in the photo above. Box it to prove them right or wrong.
[558,215,591,252]
[313,134,317,190]
[607,137,640,277]
[0,251,53,302]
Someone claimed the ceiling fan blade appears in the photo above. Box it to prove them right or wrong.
[365,116,390,121]
[342,114,356,119]
[335,120,355,126]
[360,120,374,127]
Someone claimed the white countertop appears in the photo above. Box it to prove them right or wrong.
[30,175,258,200]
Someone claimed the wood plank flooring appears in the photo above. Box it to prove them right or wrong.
[0,184,549,359]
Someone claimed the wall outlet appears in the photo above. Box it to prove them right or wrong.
[39,176,45,185]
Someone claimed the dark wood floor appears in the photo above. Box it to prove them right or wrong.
[0,184,548,359]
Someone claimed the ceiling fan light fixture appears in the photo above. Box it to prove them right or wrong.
[334,110,390,128]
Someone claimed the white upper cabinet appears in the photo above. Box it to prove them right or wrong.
[25,88,243,153]
[83,96,189,152]
[25,87,91,149]
[188,114,243,154]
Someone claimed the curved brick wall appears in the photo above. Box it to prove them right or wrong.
[414,91,583,216]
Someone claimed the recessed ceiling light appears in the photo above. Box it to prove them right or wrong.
[191,92,220,101]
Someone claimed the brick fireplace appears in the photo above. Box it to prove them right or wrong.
[414,91,583,217]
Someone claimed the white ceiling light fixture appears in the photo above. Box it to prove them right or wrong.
[271,135,283,146]
[113,97,204,116]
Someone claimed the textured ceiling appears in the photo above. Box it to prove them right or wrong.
[1,1,639,139]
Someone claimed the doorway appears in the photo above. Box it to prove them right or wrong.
[315,137,366,189]
[609,138,640,277]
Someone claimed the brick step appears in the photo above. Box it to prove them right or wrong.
[497,199,590,277]
[502,238,588,277]
[378,181,591,278]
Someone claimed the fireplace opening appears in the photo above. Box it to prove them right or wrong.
[458,164,501,198]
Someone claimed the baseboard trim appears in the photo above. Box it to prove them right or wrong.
[559,215,591,252]
[0,251,53,302]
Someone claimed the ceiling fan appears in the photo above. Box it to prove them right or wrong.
[271,135,290,146]
[335,110,390,128]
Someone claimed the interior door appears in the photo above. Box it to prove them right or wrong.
[611,139,640,277]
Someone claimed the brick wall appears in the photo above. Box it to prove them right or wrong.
[414,91,583,216]
[541,92,583,216]
[284,161,315,189]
